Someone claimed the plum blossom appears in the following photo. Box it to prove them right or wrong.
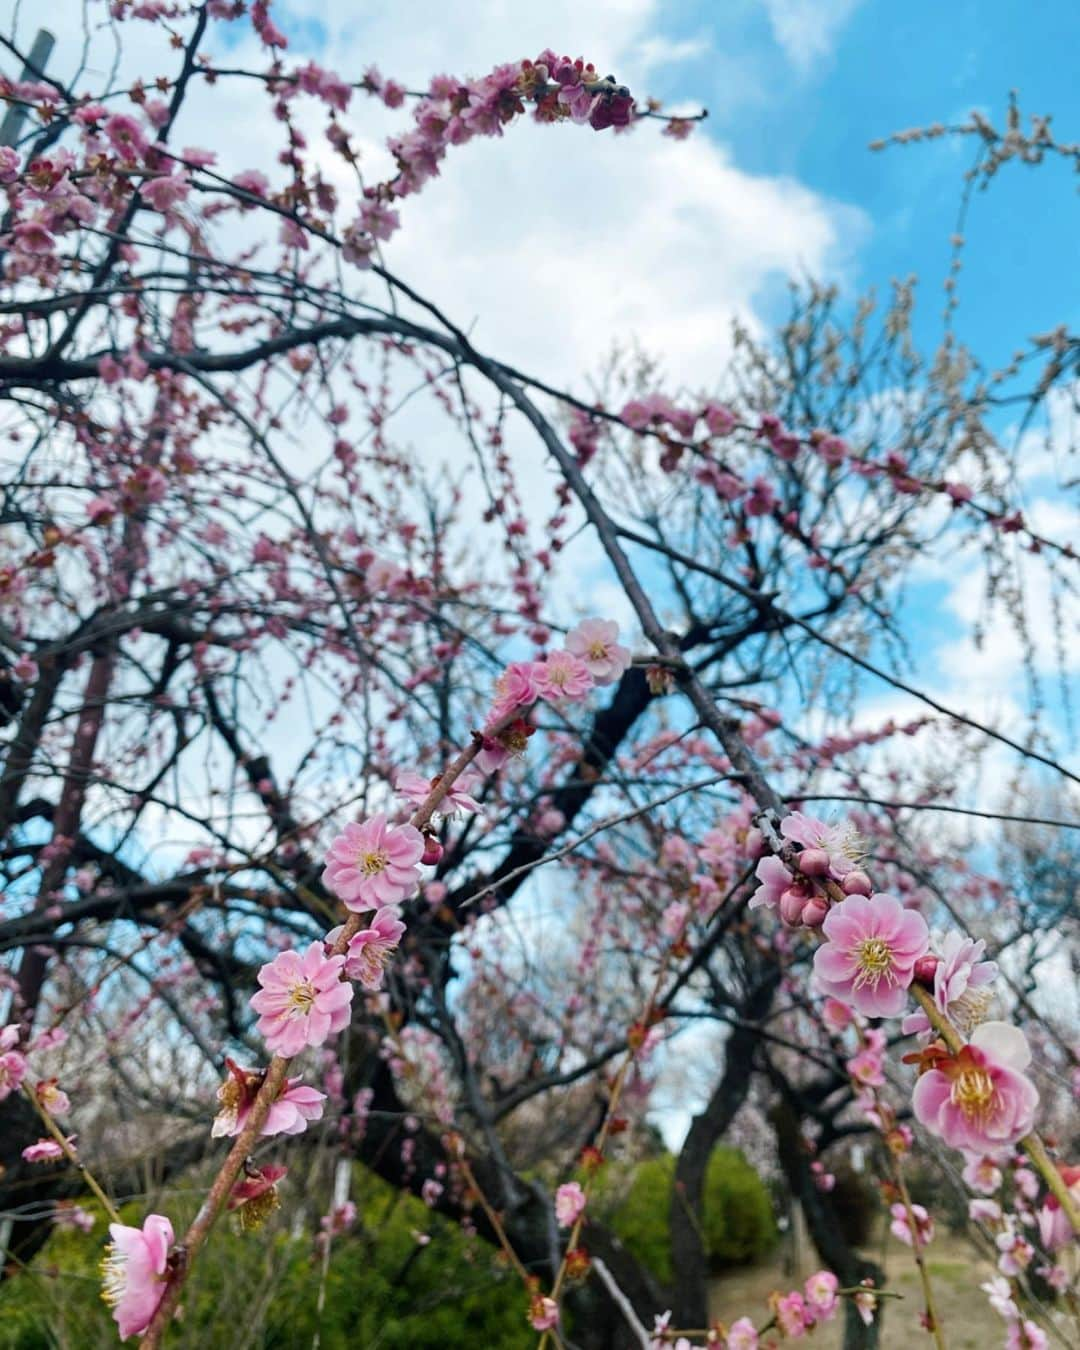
[1006,1322,1048,1350]
[772,1289,809,1336]
[780,810,861,879]
[0,1029,26,1100]
[564,618,631,685]
[100,1214,173,1340]
[394,768,481,816]
[1036,1165,1080,1252]
[488,661,541,721]
[981,1275,1019,1320]
[341,908,407,990]
[22,1137,71,1162]
[554,1181,586,1227]
[249,942,352,1056]
[749,855,792,911]
[912,1022,1039,1156]
[963,1155,1003,1195]
[890,1201,934,1248]
[532,649,593,702]
[813,893,930,1017]
[902,929,997,1037]
[726,1318,759,1349]
[529,1294,558,1330]
[804,1269,839,1320]
[322,813,424,910]
[228,1162,287,1230]
[35,1079,70,1115]
[211,1059,326,1137]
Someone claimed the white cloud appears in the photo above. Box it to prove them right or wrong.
[761,0,863,73]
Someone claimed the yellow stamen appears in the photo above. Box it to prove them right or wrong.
[951,1069,996,1122]
[359,849,387,875]
[286,978,316,1013]
[854,937,895,989]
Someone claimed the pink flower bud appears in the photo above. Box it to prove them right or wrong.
[801,897,829,927]
[841,870,872,896]
[799,847,831,877]
[421,836,444,866]
[780,887,809,926]
[913,954,940,986]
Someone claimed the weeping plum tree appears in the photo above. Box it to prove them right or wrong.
[0,6,1077,1349]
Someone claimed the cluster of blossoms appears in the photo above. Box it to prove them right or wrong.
[94,620,627,1339]
[337,51,637,267]
[650,1269,852,1348]
[749,809,1045,1161]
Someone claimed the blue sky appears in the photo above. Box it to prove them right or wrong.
[649,0,1080,371]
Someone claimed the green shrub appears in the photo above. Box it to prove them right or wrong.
[0,1169,531,1349]
[605,1147,776,1285]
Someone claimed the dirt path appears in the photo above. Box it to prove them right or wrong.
[709,1232,1007,1348]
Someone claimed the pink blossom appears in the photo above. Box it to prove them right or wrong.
[322,813,424,910]
[0,1048,27,1101]
[813,893,930,1017]
[249,942,352,1056]
[912,1022,1039,1156]
[969,1198,1002,1224]
[773,1289,809,1336]
[212,1060,326,1137]
[22,1137,70,1163]
[564,618,631,685]
[101,1213,173,1340]
[0,146,20,183]
[394,768,481,815]
[848,1044,885,1088]
[821,997,853,1033]
[780,811,860,879]
[981,1275,1018,1319]
[903,929,997,1036]
[12,220,55,254]
[726,1317,759,1349]
[35,1079,70,1115]
[749,854,792,911]
[365,555,406,592]
[529,1294,559,1330]
[1006,1321,1048,1350]
[341,908,407,990]
[104,114,149,160]
[804,1269,839,1320]
[890,1201,934,1248]
[1036,1166,1080,1252]
[996,1229,1033,1276]
[489,660,542,721]
[421,1179,443,1207]
[533,649,594,703]
[661,900,689,940]
[555,1181,586,1227]
[962,1155,1003,1195]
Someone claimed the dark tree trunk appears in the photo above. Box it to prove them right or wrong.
[771,1097,885,1350]
[669,974,778,1327]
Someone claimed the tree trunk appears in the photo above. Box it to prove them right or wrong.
[771,1097,885,1350]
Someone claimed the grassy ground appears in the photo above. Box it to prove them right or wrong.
[709,1231,1006,1348]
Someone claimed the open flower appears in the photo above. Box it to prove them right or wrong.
[322,813,424,911]
[804,1270,839,1320]
[554,1181,586,1228]
[101,1214,173,1340]
[211,1058,326,1138]
[341,908,407,990]
[903,929,997,1037]
[912,1022,1039,1156]
[813,893,930,1017]
[780,810,861,879]
[1036,1165,1080,1252]
[533,649,594,703]
[564,618,631,685]
[726,1318,759,1349]
[394,769,481,816]
[22,1136,72,1162]
[249,942,352,1056]
[228,1163,287,1232]
[890,1201,934,1248]
[749,855,792,911]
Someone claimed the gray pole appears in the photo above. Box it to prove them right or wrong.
[0,29,57,148]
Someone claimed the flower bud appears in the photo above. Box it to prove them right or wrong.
[780,887,809,926]
[841,870,872,896]
[801,897,829,927]
[913,954,940,987]
[799,847,831,877]
[421,836,444,866]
